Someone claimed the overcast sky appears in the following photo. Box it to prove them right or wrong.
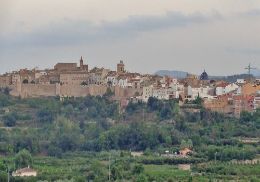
[0,0,260,75]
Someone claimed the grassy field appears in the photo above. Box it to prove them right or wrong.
[143,164,193,181]
[2,152,260,182]
[0,95,260,181]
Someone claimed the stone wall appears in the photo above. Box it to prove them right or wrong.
[60,85,107,97]
[89,85,107,96]
[114,86,142,99]
[20,84,57,98]
[0,75,12,87]
[9,83,108,98]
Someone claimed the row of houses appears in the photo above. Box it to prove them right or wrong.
[0,57,259,117]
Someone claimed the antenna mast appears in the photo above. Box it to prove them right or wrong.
[245,63,256,75]
[245,63,257,82]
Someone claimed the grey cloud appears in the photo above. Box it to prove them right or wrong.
[237,9,260,18]
[0,11,220,48]
[226,47,260,55]
[244,9,260,16]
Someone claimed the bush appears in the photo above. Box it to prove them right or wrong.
[15,149,33,169]
[37,109,54,123]
[206,145,257,161]
[47,145,62,158]
[0,172,7,182]
[132,164,144,175]
[140,156,204,165]
[3,113,17,127]
[136,174,148,182]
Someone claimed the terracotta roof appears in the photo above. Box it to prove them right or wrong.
[233,95,254,101]
[15,167,36,174]
[107,71,117,76]
[180,148,193,156]
[216,82,229,88]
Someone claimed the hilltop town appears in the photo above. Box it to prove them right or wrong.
[0,57,259,118]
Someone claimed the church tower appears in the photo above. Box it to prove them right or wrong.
[80,56,83,68]
[117,60,125,74]
[79,56,88,72]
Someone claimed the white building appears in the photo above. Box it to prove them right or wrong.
[253,91,260,111]
[216,83,239,96]
[153,88,169,100]
[236,79,245,84]
[142,86,153,102]
[166,87,177,99]
[142,86,178,102]
[118,78,128,88]
[88,73,102,85]
[106,75,118,86]
[12,167,37,177]
[216,86,225,96]
[236,86,242,95]
[191,86,213,100]
[225,83,239,93]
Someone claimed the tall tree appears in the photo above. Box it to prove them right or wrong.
[14,149,33,169]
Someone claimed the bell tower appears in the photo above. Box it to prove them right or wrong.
[79,56,88,72]
[117,60,125,74]
[80,56,83,68]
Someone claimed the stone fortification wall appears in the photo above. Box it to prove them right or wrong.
[20,84,57,98]
[60,85,107,97]
[0,75,12,87]
[114,86,142,99]
[9,83,107,98]
[88,85,107,96]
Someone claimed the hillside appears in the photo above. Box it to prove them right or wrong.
[251,68,260,78]
[155,69,258,82]
[155,70,188,79]
[0,92,260,181]
[209,74,255,82]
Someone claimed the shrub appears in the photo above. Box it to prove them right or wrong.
[3,113,17,127]
[132,164,144,175]
[14,149,33,169]
[37,109,54,123]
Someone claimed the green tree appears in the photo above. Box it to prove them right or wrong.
[193,95,203,105]
[132,164,144,175]
[3,87,11,95]
[111,165,123,180]
[0,172,7,182]
[180,139,193,149]
[136,174,148,182]
[47,145,62,158]
[159,107,172,120]
[240,111,252,123]
[0,94,11,107]
[14,149,33,169]
[51,117,82,152]
[37,109,54,123]
[3,113,17,127]
[147,97,163,111]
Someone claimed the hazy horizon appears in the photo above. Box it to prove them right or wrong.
[1,0,260,75]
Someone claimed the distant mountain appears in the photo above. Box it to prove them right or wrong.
[155,70,188,79]
[155,70,259,82]
[209,74,255,83]
[155,69,260,81]
[251,69,260,78]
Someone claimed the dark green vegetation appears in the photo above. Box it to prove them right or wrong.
[0,89,260,181]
